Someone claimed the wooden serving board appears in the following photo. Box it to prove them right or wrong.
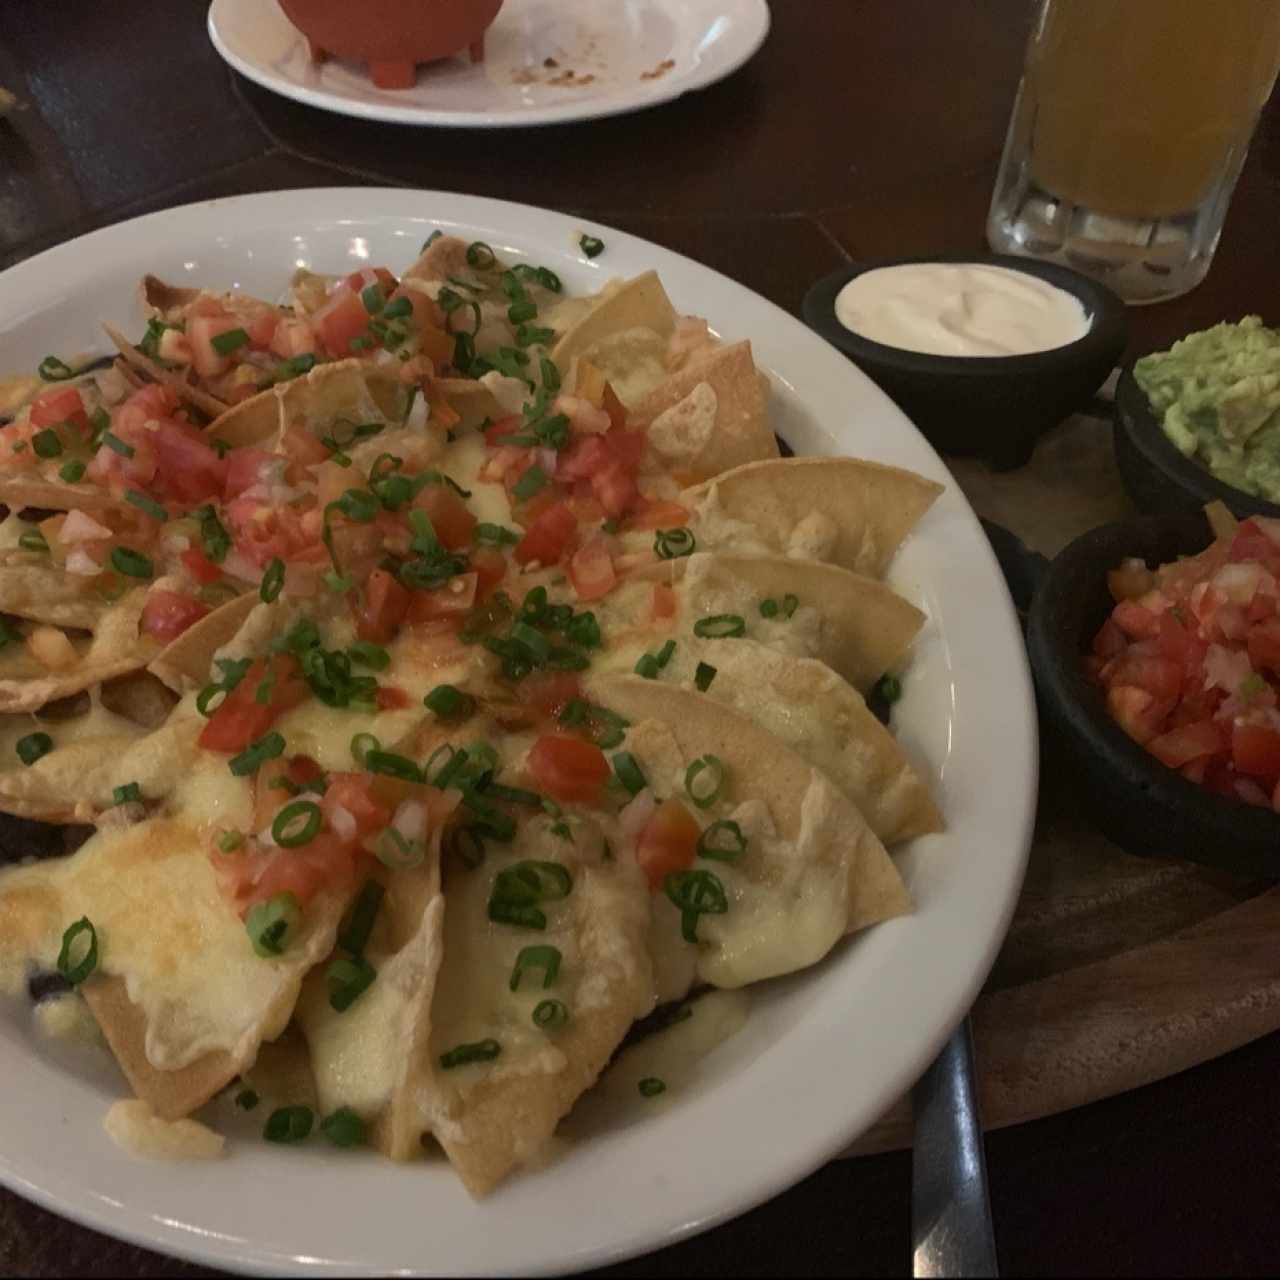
[850,409,1280,1156]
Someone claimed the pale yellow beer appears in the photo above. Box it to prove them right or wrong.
[1026,0,1280,219]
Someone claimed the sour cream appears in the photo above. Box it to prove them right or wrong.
[834,262,1090,358]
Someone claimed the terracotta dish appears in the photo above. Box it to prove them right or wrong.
[277,0,505,89]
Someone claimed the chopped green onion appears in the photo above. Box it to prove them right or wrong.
[348,641,389,671]
[211,327,250,356]
[112,781,142,806]
[654,527,695,560]
[338,880,385,957]
[320,1106,366,1148]
[16,732,52,766]
[361,284,385,314]
[32,429,62,459]
[263,1105,313,1143]
[375,827,425,870]
[56,917,98,985]
[272,799,322,848]
[364,750,424,783]
[327,953,377,1012]
[474,522,520,547]
[334,488,379,523]
[102,431,135,459]
[0,619,16,649]
[17,531,47,553]
[110,546,153,579]
[425,683,475,720]
[693,613,745,639]
[38,355,76,381]
[465,242,496,270]
[382,295,412,321]
[515,323,555,348]
[579,235,605,259]
[759,597,779,619]
[235,1088,259,1111]
[655,640,676,669]
[276,353,317,381]
[349,733,380,766]
[684,755,725,809]
[782,593,799,619]
[508,300,537,325]
[229,731,286,777]
[874,673,903,705]
[245,891,300,957]
[260,557,285,603]
[509,944,562,992]
[663,869,728,944]
[512,465,549,502]
[59,460,86,483]
[611,752,647,796]
[125,489,168,522]
[698,818,747,863]
[533,999,569,1030]
[421,229,443,252]
[634,653,661,679]
[218,830,244,853]
[439,1038,501,1070]
[638,1077,666,1098]
[87,406,111,446]
[195,505,232,564]
[510,621,551,663]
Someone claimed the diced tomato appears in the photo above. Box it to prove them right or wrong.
[225,447,279,499]
[413,485,476,550]
[514,502,578,567]
[516,672,582,717]
[1231,723,1280,780]
[558,435,612,481]
[140,590,210,642]
[526,734,610,805]
[1248,618,1280,675]
[484,416,523,447]
[1248,593,1278,624]
[323,772,393,838]
[651,583,677,622]
[315,287,373,358]
[281,426,331,468]
[189,313,242,378]
[568,534,617,601]
[386,285,444,333]
[181,546,224,585]
[635,798,701,892]
[1147,720,1226,769]
[1103,652,1183,701]
[1111,600,1160,640]
[235,300,281,350]
[1229,521,1280,569]
[626,500,693,531]
[356,568,411,643]
[29,386,91,437]
[1105,685,1171,745]
[604,426,646,470]
[231,833,360,912]
[223,494,324,568]
[149,418,228,503]
[406,572,478,624]
[376,685,412,710]
[1091,618,1127,660]
[602,384,628,432]
[198,654,310,753]
[590,459,638,519]
[270,317,318,361]
[343,267,398,296]
[470,546,507,600]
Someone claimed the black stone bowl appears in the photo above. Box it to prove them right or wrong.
[803,254,1128,470]
[1114,360,1280,520]
[1027,507,1280,878]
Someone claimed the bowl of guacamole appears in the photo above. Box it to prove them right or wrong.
[1115,316,1280,520]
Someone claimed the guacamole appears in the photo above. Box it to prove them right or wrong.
[1134,315,1280,500]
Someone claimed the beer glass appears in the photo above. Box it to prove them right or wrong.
[987,0,1280,304]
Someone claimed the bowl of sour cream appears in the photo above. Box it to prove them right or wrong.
[803,255,1127,469]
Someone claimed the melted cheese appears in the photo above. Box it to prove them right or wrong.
[104,1099,225,1160]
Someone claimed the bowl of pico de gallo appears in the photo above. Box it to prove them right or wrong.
[1028,500,1280,877]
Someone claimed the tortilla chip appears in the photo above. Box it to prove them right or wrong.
[208,358,407,450]
[0,589,155,714]
[103,323,230,421]
[0,811,354,1119]
[585,675,911,988]
[644,637,942,844]
[675,553,925,692]
[417,833,654,1196]
[139,275,201,318]
[432,377,509,430]
[684,456,944,579]
[550,271,677,373]
[148,593,257,692]
[0,477,127,518]
[0,562,121,632]
[630,341,778,482]
[402,234,478,286]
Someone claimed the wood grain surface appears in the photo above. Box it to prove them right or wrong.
[3,1,1280,1275]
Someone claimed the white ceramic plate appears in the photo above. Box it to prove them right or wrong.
[0,189,1035,1276]
[207,0,771,128]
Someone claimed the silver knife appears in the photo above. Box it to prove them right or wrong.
[911,1018,999,1278]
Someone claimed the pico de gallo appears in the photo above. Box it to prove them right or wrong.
[1087,502,1280,810]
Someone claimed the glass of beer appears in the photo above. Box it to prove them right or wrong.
[987,0,1280,304]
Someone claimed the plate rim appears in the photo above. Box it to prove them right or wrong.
[206,0,773,129]
[0,185,1036,1276]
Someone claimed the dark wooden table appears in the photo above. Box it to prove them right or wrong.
[3,2,1279,1275]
